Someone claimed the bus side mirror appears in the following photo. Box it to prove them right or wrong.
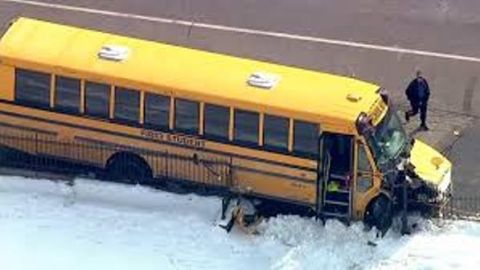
[356,113,373,136]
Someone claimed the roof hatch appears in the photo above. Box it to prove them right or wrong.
[347,93,362,102]
[247,72,280,89]
[98,45,130,61]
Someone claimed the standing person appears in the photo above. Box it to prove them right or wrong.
[405,70,430,131]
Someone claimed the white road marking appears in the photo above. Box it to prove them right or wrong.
[3,0,480,64]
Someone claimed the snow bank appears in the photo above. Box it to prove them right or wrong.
[1,176,480,270]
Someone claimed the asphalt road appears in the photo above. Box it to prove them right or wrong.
[1,0,480,115]
[32,0,480,57]
[0,0,479,197]
[447,120,480,197]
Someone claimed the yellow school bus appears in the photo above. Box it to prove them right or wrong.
[0,18,451,232]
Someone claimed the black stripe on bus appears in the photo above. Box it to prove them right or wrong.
[75,135,317,178]
[73,136,315,185]
[0,121,316,190]
[75,136,315,183]
[0,108,317,172]
[246,190,315,208]
[0,121,57,136]
[233,165,315,184]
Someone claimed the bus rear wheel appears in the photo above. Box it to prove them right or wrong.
[364,196,393,236]
[106,153,152,185]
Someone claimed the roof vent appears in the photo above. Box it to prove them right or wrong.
[247,72,280,89]
[98,45,130,61]
[347,93,362,102]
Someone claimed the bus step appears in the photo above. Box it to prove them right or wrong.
[322,211,349,218]
[325,191,350,202]
[329,173,350,181]
[326,189,350,194]
[324,200,349,206]
[323,203,349,215]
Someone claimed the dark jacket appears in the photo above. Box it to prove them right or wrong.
[406,77,430,102]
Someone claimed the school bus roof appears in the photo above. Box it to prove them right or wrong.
[0,17,382,127]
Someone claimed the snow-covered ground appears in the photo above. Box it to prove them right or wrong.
[1,176,479,270]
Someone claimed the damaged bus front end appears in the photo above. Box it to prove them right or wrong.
[357,95,452,229]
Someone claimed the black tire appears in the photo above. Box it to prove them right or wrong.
[364,196,393,236]
[106,154,152,185]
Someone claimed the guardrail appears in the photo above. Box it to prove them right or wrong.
[441,196,480,221]
[0,133,232,192]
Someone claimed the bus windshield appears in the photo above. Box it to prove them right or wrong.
[368,109,408,165]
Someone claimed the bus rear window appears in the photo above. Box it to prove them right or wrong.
[234,109,259,146]
[15,69,51,109]
[293,120,318,157]
[85,82,110,119]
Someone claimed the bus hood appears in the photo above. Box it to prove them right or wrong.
[409,139,452,193]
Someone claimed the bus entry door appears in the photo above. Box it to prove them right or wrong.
[318,133,353,219]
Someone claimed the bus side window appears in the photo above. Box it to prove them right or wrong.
[358,144,372,172]
[144,93,170,130]
[204,103,229,141]
[264,114,289,152]
[234,109,259,146]
[357,143,373,193]
[175,98,199,134]
[85,81,110,119]
[15,68,51,109]
[114,87,140,124]
[55,75,81,114]
[293,120,318,158]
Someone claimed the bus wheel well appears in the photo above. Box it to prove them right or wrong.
[105,151,153,184]
[364,194,393,236]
